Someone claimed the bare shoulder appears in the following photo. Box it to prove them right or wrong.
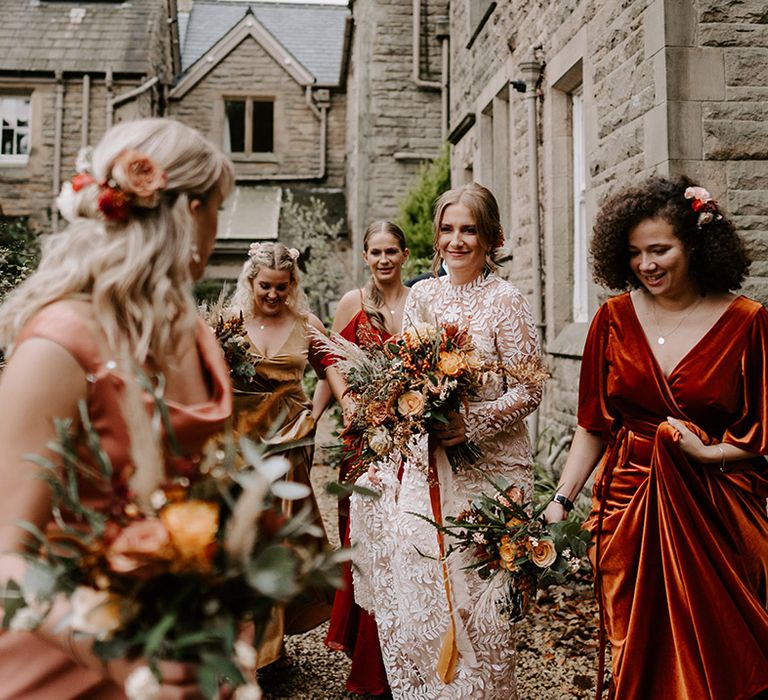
[306,313,327,334]
[332,289,364,332]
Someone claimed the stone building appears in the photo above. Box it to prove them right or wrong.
[0,0,177,229]
[170,0,350,278]
[444,0,768,444]
[345,0,447,281]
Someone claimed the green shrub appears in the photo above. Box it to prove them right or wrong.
[280,191,349,318]
[396,144,451,278]
[0,218,39,303]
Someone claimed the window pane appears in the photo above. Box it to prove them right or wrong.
[17,131,29,155]
[225,100,246,153]
[0,96,31,158]
[251,101,274,153]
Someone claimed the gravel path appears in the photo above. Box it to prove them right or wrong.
[258,465,608,699]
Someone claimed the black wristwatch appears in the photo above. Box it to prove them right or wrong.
[552,492,575,512]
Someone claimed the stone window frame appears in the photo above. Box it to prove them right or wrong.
[476,85,511,232]
[544,28,597,360]
[0,93,32,166]
[222,94,278,164]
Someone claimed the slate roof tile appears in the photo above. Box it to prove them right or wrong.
[0,0,165,75]
[181,1,348,86]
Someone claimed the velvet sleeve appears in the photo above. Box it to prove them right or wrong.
[576,301,613,438]
[721,305,768,455]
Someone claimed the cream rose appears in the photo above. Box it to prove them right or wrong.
[396,390,426,417]
[530,538,558,569]
[69,586,127,640]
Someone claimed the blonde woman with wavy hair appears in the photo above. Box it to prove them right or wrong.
[0,118,234,699]
[225,241,331,667]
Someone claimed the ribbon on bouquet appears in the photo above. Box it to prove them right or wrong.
[427,435,476,684]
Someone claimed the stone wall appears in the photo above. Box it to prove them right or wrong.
[0,77,157,229]
[346,0,446,284]
[448,0,768,450]
[169,36,346,189]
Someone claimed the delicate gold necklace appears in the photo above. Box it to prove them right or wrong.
[650,295,703,345]
[381,287,405,316]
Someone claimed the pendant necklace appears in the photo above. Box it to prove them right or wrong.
[382,287,405,316]
[651,296,703,345]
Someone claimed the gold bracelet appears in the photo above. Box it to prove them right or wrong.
[717,444,726,472]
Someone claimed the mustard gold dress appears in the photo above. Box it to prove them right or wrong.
[232,317,330,665]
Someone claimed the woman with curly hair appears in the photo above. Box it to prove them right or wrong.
[227,241,331,666]
[545,176,768,699]
[0,118,234,698]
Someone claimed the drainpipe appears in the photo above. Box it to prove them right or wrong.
[51,70,65,232]
[110,75,160,122]
[516,56,544,442]
[435,17,450,140]
[412,0,441,90]
[81,74,90,148]
[105,68,113,130]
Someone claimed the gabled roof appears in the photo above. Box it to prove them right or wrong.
[181,1,349,86]
[171,10,315,97]
[0,0,167,76]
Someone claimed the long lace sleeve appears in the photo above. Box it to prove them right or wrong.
[464,287,542,443]
[401,280,432,328]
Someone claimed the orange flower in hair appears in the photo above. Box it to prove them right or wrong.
[111,149,167,208]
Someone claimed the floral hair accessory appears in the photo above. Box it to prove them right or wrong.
[90,150,167,223]
[684,186,722,228]
[248,242,264,258]
[56,172,98,223]
[287,247,300,261]
[111,150,167,208]
[495,230,505,249]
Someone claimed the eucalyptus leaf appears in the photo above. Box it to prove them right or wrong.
[269,480,311,500]
[246,545,299,598]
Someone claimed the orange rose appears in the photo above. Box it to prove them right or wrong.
[438,351,466,378]
[160,500,219,571]
[106,519,174,578]
[397,390,426,417]
[531,538,557,568]
[111,149,167,207]
[498,535,518,572]
[365,400,391,426]
[505,487,524,506]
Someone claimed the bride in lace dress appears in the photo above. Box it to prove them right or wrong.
[350,183,542,699]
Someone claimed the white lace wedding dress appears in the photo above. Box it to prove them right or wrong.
[350,273,542,699]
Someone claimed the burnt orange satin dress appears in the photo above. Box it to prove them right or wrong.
[0,304,232,700]
[580,293,768,699]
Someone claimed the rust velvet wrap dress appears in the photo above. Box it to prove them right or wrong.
[0,304,232,700]
[323,306,390,696]
[579,293,768,700]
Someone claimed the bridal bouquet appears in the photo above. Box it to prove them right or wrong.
[325,321,488,482]
[422,479,590,622]
[1,392,346,699]
[324,321,548,482]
